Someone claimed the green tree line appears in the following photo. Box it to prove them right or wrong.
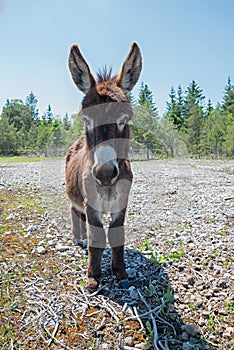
[130,78,234,158]
[0,78,234,158]
[0,92,84,156]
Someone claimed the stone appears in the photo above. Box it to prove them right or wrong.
[36,246,46,254]
[182,343,193,350]
[126,268,137,279]
[119,279,130,289]
[6,213,14,220]
[135,343,147,349]
[56,245,70,252]
[181,332,189,341]
[181,323,198,336]
[124,336,134,346]
[128,286,138,299]
[48,239,57,246]
[27,225,37,232]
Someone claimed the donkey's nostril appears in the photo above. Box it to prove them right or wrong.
[111,166,119,179]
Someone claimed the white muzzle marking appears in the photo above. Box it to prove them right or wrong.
[92,145,119,185]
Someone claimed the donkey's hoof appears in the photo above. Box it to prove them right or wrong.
[119,279,130,289]
[86,277,99,292]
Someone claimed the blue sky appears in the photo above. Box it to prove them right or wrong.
[0,0,234,117]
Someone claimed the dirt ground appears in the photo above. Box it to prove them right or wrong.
[0,159,233,349]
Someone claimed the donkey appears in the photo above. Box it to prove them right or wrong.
[66,42,142,291]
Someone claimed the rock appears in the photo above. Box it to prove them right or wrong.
[181,332,189,341]
[36,246,46,254]
[124,336,134,346]
[135,343,147,349]
[44,211,49,219]
[182,343,193,350]
[6,213,14,220]
[99,344,110,350]
[194,297,203,307]
[27,225,37,232]
[56,245,70,252]
[128,286,138,299]
[119,279,130,289]
[181,323,198,337]
[217,279,228,288]
[126,268,137,279]
[48,239,57,246]
[187,276,196,285]
[223,327,234,337]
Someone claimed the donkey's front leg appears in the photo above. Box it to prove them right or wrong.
[86,206,106,291]
[108,210,128,286]
[71,206,87,247]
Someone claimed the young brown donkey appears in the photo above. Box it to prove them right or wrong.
[66,42,142,291]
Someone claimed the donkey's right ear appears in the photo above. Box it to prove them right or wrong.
[68,44,96,93]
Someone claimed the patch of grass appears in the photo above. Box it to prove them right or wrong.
[0,155,44,163]
[208,217,216,223]
[0,319,18,349]
[174,224,188,232]
[158,245,184,264]
[224,300,234,315]
[0,187,44,221]
[166,239,175,245]
[188,302,197,311]
[139,240,153,252]
[222,254,233,267]
[216,227,228,236]
[208,313,216,334]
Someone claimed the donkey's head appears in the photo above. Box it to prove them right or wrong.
[68,42,142,186]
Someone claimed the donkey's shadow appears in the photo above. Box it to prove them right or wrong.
[89,247,211,350]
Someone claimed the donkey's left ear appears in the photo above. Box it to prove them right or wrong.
[116,42,142,92]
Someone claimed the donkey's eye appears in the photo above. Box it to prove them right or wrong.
[117,114,129,131]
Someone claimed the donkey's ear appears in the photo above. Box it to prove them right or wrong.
[116,42,142,92]
[68,44,96,93]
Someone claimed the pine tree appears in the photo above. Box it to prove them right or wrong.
[131,82,159,158]
[25,92,39,122]
[183,81,205,154]
[184,80,205,117]
[45,104,53,124]
[165,86,184,130]
[222,77,234,116]
[63,113,71,130]
[138,82,157,114]
[127,92,136,105]
[205,99,214,118]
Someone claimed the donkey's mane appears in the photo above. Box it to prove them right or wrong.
[96,66,116,83]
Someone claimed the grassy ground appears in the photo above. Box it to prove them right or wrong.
[0,156,45,163]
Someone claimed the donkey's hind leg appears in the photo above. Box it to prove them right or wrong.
[71,206,87,247]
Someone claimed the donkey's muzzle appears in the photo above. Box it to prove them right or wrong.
[93,160,119,186]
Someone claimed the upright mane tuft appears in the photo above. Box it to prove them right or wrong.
[96,66,115,83]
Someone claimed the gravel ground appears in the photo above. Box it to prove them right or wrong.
[0,158,233,349]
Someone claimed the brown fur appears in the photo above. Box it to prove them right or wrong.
[66,42,142,290]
